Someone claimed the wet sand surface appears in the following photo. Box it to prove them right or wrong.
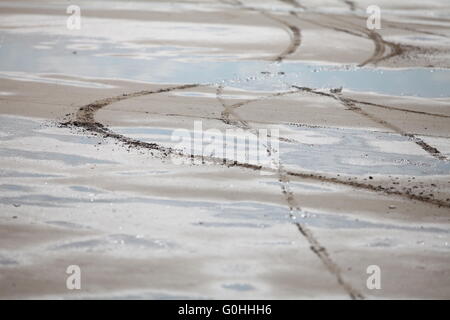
[1,0,450,299]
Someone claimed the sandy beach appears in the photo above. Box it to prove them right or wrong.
[1,0,450,299]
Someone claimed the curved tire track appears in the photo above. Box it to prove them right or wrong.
[60,83,450,297]
[293,12,412,67]
[61,84,450,209]
[220,0,302,62]
[217,84,364,299]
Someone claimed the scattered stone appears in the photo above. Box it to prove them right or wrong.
[330,86,343,94]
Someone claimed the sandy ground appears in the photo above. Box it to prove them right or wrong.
[0,0,450,299]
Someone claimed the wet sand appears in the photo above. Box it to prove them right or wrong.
[1,0,450,299]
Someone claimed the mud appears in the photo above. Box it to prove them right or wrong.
[2,0,450,300]
[62,83,450,211]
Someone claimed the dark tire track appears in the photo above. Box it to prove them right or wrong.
[218,86,300,127]
[217,84,364,299]
[70,84,200,157]
[49,0,450,299]
[286,170,450,209]
[278,170,364,300]
[216,86,306,143]
[292,12,413,67]
[292,85,449,161]
[340,99,449,161]
[261,12,302,62]
[383,21,450,39]
[217,84,450,206]
[60,84,450,297]
[63,84,365,298]
[61,84,450,210]
[279,0,306,10]
[220,0,301,62]
[344,98,450,119]
[342,0,357,11]
[216,85,251,129]
[328,12,422,67]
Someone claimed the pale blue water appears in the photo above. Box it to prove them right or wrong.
[1,32,450,97]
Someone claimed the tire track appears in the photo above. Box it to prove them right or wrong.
[344,98,450,119]
[60,83,450,296]
[360,32,410,67]
[70,84,201,157]
[95,106,450,132]
[285,170,450,209]
[217,85,364,299]
[292,85,449,161]
[51,0,450,299]
[217,85,301,128]
[216,86,304,143]
[282,0,445,67]
[213,86,450,208]
[279,162,364,300]
[292,11,413,66]
[216,85,251,129]
[261,12,301,62]
[221,2,448,164]
[60,84,450,209]
[279,0,306,10]
[37,85,450,299]
[347,14,450,40]
[383,21,450,39]
[342,0,356,12]
[219,0,301,62]
[327,12,423,67]
[340,99,449,161]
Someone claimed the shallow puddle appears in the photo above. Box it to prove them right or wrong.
[2,0,450,300]
[280,125,450,176]
[113,124,450,176]
[1,32,450,97]
[1,115,446,237]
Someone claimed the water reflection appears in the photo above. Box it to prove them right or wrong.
[1,32,450,97]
